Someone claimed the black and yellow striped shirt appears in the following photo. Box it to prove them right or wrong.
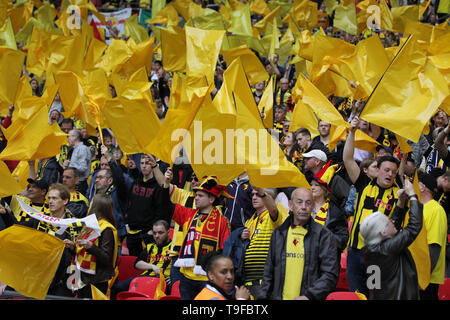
[349,172,400,250]
[138,240,173,278]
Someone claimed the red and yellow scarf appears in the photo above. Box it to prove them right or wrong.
[174,207,223,275]
[76,218,118,275]
[313,200,330,226]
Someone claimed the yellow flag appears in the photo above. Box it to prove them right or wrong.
[328,126,380,153]
[189,58,310,188]
[360,36,450,143]
[405,171,431,290]
[221,46,268,86]
[391,5,419,33]
[253,5,280,33]
[228,3,253,36]
[437,0,449,14]
[290,100,320,137]
[152,0,166,18]
[91,284,109,300]
[124,14,149,44]
[250,0,271,16]
[146,2,179,26]
[293,74,349,128]
[0,47,26,115]
[0,160,23,197]
[0,17,17,49]
[154,269,166,300]
[0,225,65,300]
[83,37,108,72]
[171,0,204,22]
[419,0,431,17]
[283,0,318,30]
[11,160,30,190]
[380,0,394,31]
[119,36,156,78]
[185,26,225,86]
[257,76,274,129]
[161,26,186,73]
[334,2,358,35]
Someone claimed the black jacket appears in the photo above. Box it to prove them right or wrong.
[260,214,340,300]
[324,198,349,253]
[361,199,423,300]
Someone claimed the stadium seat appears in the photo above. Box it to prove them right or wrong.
[116,291,151,300]
[170,280,181,298]
[159,295,181,300]
[326,292,365,300]
[116,256,141,283]
[121,240,129,256]
[129,276,165,297]
[336,252,349,291]
[438,278,450,300]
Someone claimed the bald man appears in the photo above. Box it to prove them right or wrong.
[260,188,340,300]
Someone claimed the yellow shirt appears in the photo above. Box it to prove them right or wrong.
[282,225,307,300]
[423,200,447,284]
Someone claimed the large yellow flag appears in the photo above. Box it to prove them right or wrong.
[0,160,23,197]
[250,0,271,16]
[0,225,65,300]
[185,26,225,86]
[292,74,349,128]
[227,3,252,37]
[161,26,186,73]
[334,2,358,35]
[0,47,26,116]
[221,45,268,86]
[360,35,449,143]
[0,95,68,161]
[146,2,179,26]
[0,17,17,49]
[188,58,310,188]
[124,14,149,44]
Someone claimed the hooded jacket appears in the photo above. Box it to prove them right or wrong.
[260,214,340,300]
[361,199,423,300]
[223,175,254,231]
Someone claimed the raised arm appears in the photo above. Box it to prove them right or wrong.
[343,117,361,184]
[253,186,278,221]
[435,123,449,161]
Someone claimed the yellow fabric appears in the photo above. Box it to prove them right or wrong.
[160,26,186,73]
[360,35,449,144]
[257,76,275,129]
[229,3,253,37]
[0,160,23,197]
[0,47,26,116]
[334,2,358,35]
[154,269,167,300]
[283,225,307,300]
[423,200,447,284]
[0,224,65,300]
[0,17,17,49]
[91,284,109,300]
[185,26,226,86]
[250,0,271,16]
[124,14,148,44]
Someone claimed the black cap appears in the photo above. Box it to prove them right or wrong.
[418,172,438,195]
[27,178,49,191]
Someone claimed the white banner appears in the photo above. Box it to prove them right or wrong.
[91,8,132,39]
[17,197,101,241]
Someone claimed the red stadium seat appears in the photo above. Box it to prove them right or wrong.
[438,278,450,300]
[170,280,181,298]
[116,256,141,283]
[336,252,349,291]
[129,276,165,297]
[159,295,181,300]
[116,291,151,300]
[326,292,365,300]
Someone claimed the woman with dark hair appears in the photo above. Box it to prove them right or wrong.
[282,132,302,170]
[64,193,118,298]
[194,251,250,300]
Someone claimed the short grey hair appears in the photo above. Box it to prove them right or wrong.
[360,211,389,245]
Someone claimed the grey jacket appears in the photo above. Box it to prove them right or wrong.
[260,214,340,300]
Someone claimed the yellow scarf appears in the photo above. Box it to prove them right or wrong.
[76,218,118,275]
[313,200,329,226]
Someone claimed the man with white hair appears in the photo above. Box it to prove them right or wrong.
[360,178,422,300]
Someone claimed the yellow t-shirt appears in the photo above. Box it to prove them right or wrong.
[282,225,307,300]
[423,200,447,284]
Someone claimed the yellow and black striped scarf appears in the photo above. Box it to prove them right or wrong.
[313,200,330,226]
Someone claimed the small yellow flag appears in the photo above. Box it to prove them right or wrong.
[91,284,109,300]
[154,269,166,300]
[0,225,65,300]
[0,160,23,197]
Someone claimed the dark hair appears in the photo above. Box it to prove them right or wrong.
[274,105,287,113]
[200,251,232,274]
[360,158,376,171]
[295,127,311,138]
[377,155,399,169]
[153,219,169,230]
[61,118,74,127]
[89,193,116,226]
[65,167,81,178]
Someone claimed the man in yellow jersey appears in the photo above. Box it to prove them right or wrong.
[260,188,339,300]
[418,172,447,300]
[343,116,401,297]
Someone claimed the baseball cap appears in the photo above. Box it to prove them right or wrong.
[418,171,438,195]
[302,149,327,162]
[27,178,49,191]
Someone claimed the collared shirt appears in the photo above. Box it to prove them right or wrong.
[69,142,92,181]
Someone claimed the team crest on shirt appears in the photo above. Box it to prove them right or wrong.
[243,184,248,190]
[293,238,299,246]
[387,194,393,200]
